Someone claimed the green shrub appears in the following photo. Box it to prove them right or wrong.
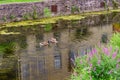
[71,46,120,80]
[110,32,120,49]
[44,7,51,17]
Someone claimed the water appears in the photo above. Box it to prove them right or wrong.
[0,13,119,80]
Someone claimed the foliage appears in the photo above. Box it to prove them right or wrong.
[44,24,52,32]
[2,16,7,22]
[23,13,30,20]
[103,1,109,11]
[71,6,80,14]
[71,33,120,80]
[112,0,119,9]
[9,14,15,21]
[110,32,120,49]
[71,45,120,80]
[44,7,51,17]
[0,42,16,57]
[32,7,38,19]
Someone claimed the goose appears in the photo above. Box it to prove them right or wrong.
[50,38,58,43]
[39,41,48,47]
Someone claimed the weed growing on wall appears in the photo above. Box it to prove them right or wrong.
[32,7,38,19]
[23,13,30,20]
[112,0,119,9]
[2,16,7,22]
[44,7,51,17]
[71,6,80,14]
[9,14,15,21]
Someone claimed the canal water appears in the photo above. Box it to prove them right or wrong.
[0,13,119,80]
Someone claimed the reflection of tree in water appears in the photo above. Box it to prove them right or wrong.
[0,41,16,58]
[53,30,69,49]
[0,57,18,80]
[53,31,61,41]
[17,35,27,49]
[74,26,91,41]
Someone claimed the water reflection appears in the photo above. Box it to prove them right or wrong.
[0,20,114,80]
[74,26,91,41]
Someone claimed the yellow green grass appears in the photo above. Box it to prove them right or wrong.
[1,9,120,28]
[0,30,20,35]
[0,0,43,4]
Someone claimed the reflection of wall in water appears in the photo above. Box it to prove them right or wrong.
[20,31,70,80]
[20,23,113,80]
[26,34,36,54]
[77,24,113,56]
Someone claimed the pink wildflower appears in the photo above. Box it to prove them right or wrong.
[112,51,117,59]
[116,64,119,69]
[97,60,101,65]
[90,64,92,67]
[89,48,97,57]
[117,59,120,63]
[103,47,110,56]
[108,70,112,74]
[92,48,97,54]
[80,60,82,64]
[93,67,96,71]
[90,76,92,80]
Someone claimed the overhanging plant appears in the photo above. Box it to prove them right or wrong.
[71,45,120,80]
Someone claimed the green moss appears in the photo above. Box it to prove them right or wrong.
[1,9,120,28]
[0,30,20,35]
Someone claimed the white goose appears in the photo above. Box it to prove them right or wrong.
[50,38,58,43]
[39,41,48,47]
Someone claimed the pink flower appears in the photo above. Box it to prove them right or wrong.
[117,59,120,63]
[89,48,97,57]
[94,67,96,71]
[108,70,112,74]
[90,63,92,67]
[97,60,101,65]
[112,51,117,59]
[102,47,110,56]
[116,64,119,69]
[92,48,97,54]
[90,76,92,80]
[80,60,82,64]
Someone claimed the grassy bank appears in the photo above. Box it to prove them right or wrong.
[0,0,43,4]
[1,9,120,28]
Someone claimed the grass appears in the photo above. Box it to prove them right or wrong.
[0,30,20,35]
[1,9,120,28]
[0,0,43,4]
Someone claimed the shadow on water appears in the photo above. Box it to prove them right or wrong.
[0,12,120,80]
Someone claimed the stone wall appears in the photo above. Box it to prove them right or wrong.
[0,0,119,23]
[0,0,67,23]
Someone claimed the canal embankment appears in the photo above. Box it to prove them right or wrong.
[0,9,120,28]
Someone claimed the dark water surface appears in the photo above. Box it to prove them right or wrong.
[0,13,119,80]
